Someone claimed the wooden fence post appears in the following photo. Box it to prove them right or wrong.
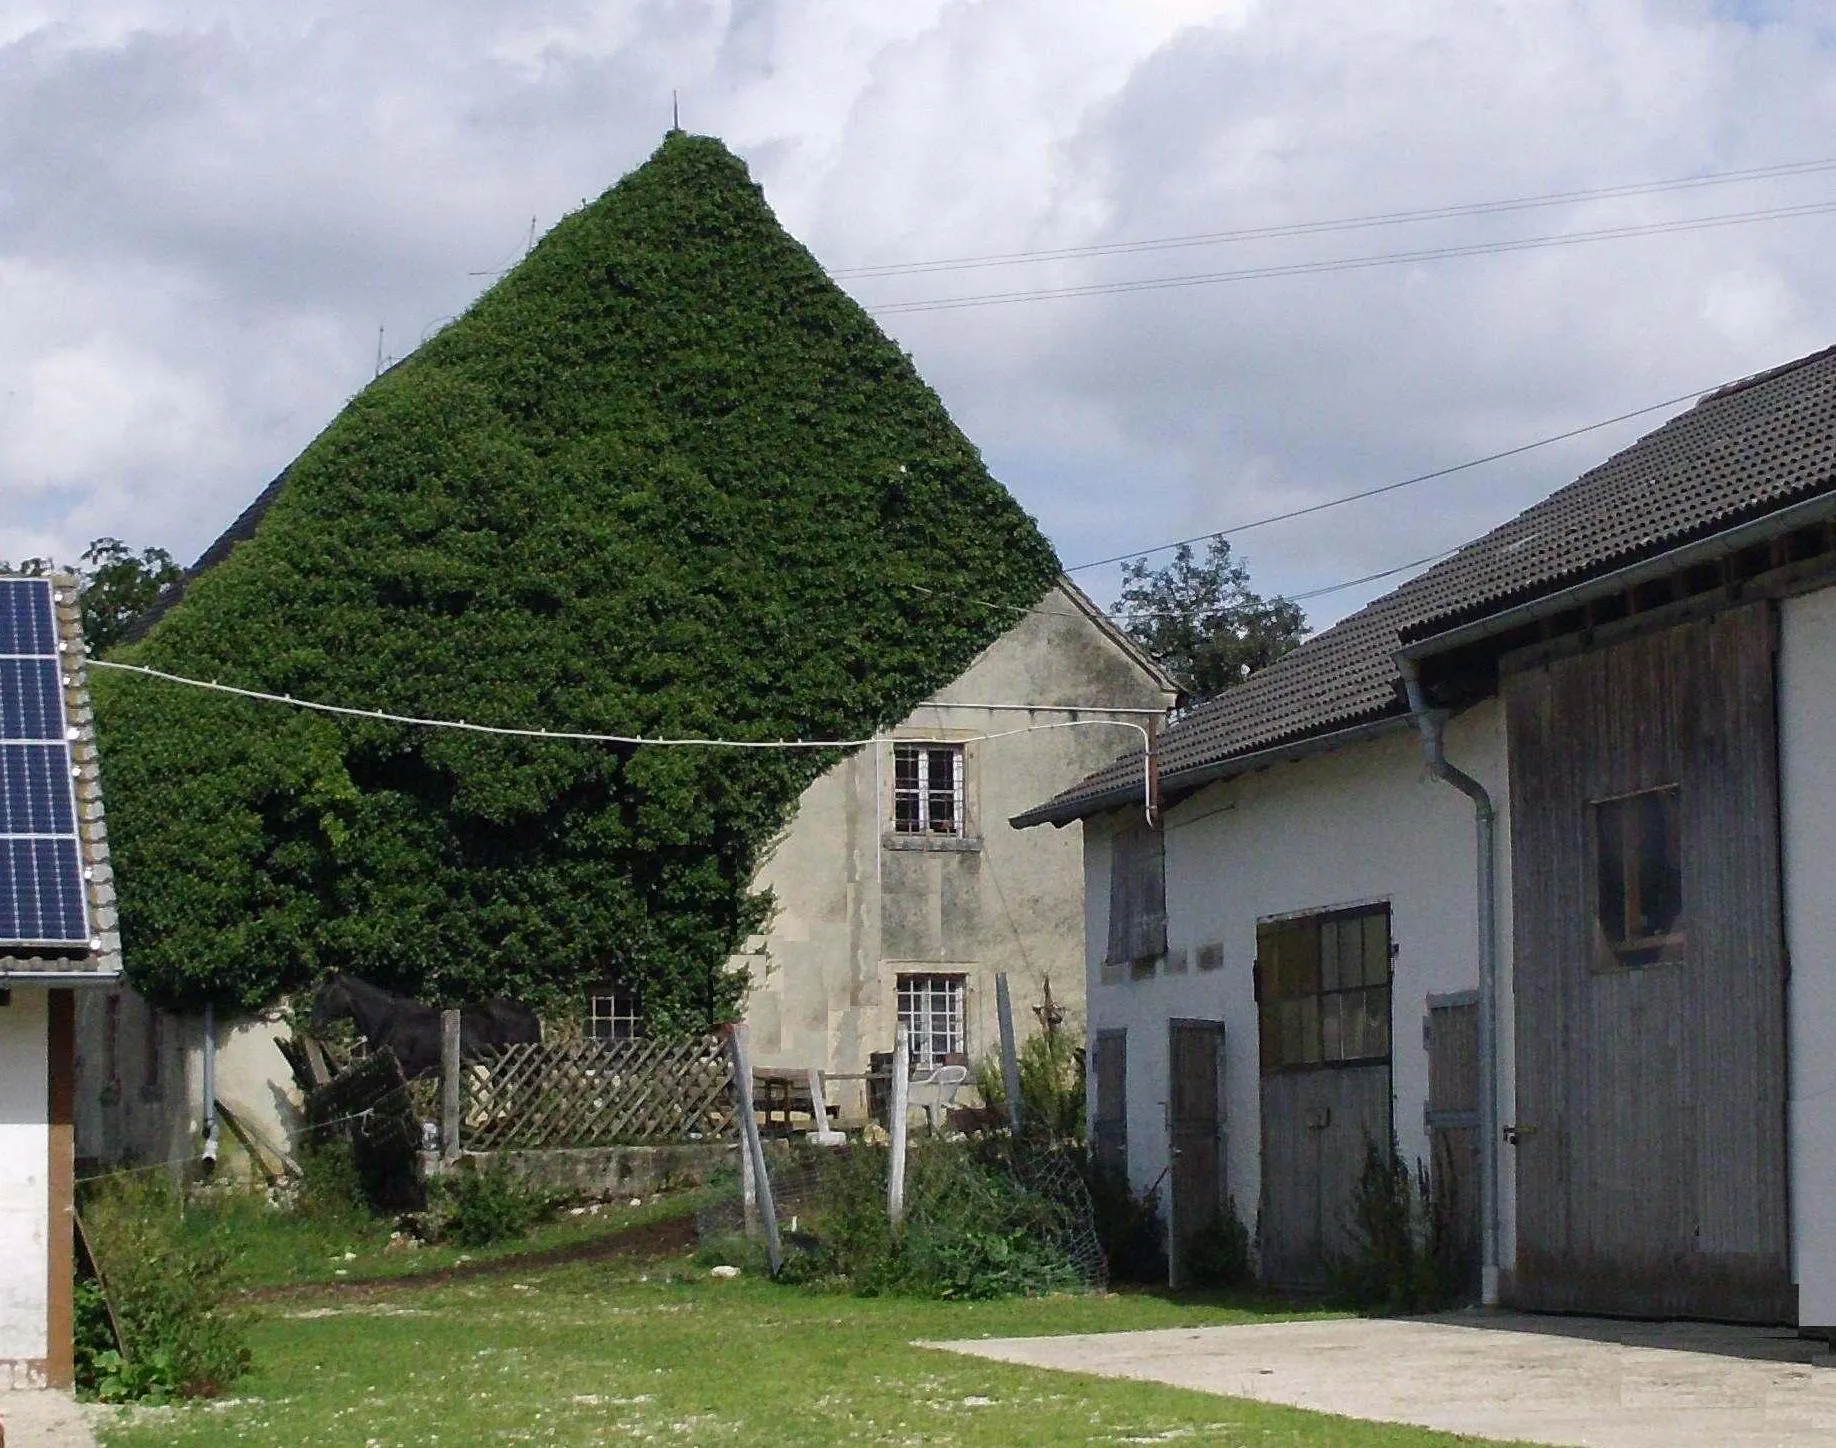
[996,973,1023,1134]
[440,1008,461,1164]
[724,1023,783,1275]
[888,1023,909,1228]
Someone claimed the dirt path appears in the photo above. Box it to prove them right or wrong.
[243,1212,697,1304]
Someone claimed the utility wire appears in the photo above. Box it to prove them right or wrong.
[867,198,1836,315]
[833,155,1836,279]
[1065,381,1715,573]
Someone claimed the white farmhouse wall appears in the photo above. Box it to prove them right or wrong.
[1781,583,1836,1329]
[742,584,1174,1102]
[0,987,49,1369]
[1082,699,1514,1263]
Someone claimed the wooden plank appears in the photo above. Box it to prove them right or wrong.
[1092,1030,1127,1180]
[1258,1062,1390,1287]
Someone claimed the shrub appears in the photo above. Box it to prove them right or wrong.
[782,1139,1085,1299]
[974,1028,1086,1142]
[434,1156,558,1247]
[77,1175,250,1401]
[1182,1198,1253,1289]
[1083,1158,1167,1284]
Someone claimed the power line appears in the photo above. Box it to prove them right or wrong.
[832,155,1836,279]
[867,198,1836,315]
[1065,380,1716,574]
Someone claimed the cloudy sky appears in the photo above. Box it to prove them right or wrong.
[5,0,1835,628]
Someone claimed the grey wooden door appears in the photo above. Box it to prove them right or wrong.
[1505,604,1791,1321]
[1092,1029,1128,1181]
[1168,1020,1224,1286]
[1425,994,1481,1301]
[1256,906,1393,1288]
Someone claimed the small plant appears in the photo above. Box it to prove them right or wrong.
[1334,1135,1463,1314]
[435,1156,558,1247]
[1183,1198,1252,1289]
[76,1174,250,1401]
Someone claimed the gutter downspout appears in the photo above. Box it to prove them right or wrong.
[1399,659,1499,1307]
[201,1001,220,1170]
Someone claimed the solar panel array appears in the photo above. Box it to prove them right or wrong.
[0,577,91,950]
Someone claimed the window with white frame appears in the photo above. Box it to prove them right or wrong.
[893,742,964,836]
[586,988,643,1042]
[897,973,966,1067]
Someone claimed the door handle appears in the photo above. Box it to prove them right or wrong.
[1503,1123,1539,1145]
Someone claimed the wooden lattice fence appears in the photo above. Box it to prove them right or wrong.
[458,1036,736,1150]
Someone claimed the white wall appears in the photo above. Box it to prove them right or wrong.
[1081,699,1514,1263]
[1781,584,1836,1329]
[0,987,50,1368]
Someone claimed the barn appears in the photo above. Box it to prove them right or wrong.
[1018,342,1836,1330]
[0,574,121,1387]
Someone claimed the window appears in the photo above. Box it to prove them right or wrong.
[893,743,964,836]
[1256,905,1392,1072]
[1594,786,1683,966]
[586,988,643,1042]
[897,973,965,1068]
[1107,817,1167,974]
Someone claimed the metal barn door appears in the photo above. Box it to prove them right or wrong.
[1504,604,1790,1321]
[1167,1020,1225,1287]
[1256,906,1394,1288]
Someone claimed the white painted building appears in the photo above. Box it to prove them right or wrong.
[0,575,121,1389]
[1020,343,1836,1332]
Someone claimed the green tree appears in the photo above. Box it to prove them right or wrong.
[1112,539,1304,700]
[0,538,182,653]
[92,133,1061,1022]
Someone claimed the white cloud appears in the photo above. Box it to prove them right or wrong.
[1,0,1832,629]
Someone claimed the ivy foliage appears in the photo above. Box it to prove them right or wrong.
[95,133,1060,1023]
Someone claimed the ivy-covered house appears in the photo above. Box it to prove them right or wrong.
[77,132,1175,1167]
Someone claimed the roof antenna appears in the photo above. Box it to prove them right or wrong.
[671,90,680,133]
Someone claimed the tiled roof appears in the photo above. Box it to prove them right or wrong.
[2,576,123,978]
[1018,342,1836,827]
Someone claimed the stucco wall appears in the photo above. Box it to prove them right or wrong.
[1781,584,1836,1329]
[0,987,50,1369]
[1080,698,1514,1265]
[742,583,1175,1102]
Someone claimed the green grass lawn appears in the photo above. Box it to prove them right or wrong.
[93,1229,1528,1447]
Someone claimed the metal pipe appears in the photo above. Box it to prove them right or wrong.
[1399,659,1500,1306]
[201,1001,220,1169]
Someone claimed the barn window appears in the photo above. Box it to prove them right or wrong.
[1107,816,1167,976]
[586,988,643,1042]
[897,973,965,1067]
[1256,905,1392,1071]
[893,743,965,835]
[1594,786,1683,965]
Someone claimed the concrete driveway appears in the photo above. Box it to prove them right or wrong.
[926,1312,1836,1447]
[0,1391,98,1448]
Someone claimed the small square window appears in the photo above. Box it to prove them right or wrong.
[1594,786,1683,966]
[893,743,964,836]
[896,973,966,1068]
[586,989,643,1042]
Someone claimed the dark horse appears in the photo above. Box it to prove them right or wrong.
[310,974,542,1079]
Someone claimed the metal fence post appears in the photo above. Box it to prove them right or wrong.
[724,1023,783,1275]
[996,973,1023,1134]
[888,1023,910,1228]
[441,1008,462,1164]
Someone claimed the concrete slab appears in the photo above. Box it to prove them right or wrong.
[0,1390,99,1448]
[925,1311,1836,1448]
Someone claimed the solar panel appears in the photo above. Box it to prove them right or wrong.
[0,577,91,950]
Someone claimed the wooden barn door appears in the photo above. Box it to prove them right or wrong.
[1256,907,1393,1288]
[1168,1021,1225,1286]
[1505,603,1791,1322]
[1425,993,1482,1301]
